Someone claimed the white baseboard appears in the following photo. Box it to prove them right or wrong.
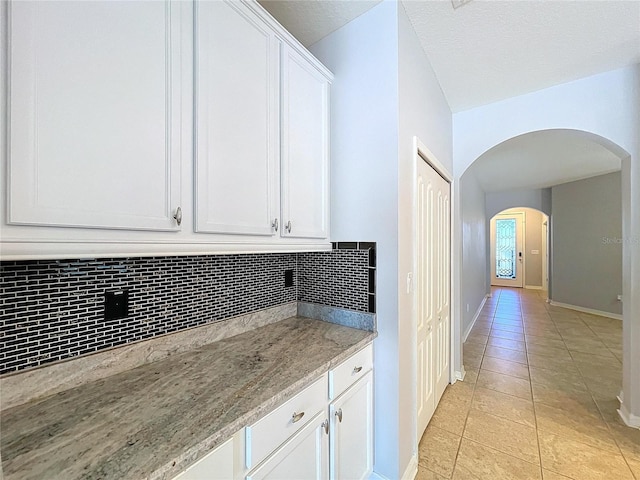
[617,402,640,429]
[454,367,466,382]
[463,295,489,341]
[401,454,419,480]
[549,300,622,321]
[524,285,543,290]
[370,454,418,480]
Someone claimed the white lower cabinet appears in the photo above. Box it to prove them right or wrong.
[329,372,374,480]
[173,437,234,480]
[246,412,329,480]
[172,345,373,480]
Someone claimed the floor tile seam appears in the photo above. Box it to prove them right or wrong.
[468,399,535,429]
[479,364,530,382]
[483,352,529,366]
[620,451,640,480]
[527,370,589,391]
[485,341,527,353]
[534,422,625,456]
[417,429,460,480]
[567,348,623,368]
[459,433,542,467]
[452,360,484,480]
[537,422,628,460]
[564,346,627,455]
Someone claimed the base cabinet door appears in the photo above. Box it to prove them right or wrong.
[172,437,234,480]
[246,412,329,480]
[329,372,374,480]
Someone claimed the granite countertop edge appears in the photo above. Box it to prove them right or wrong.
[152,332,376,480]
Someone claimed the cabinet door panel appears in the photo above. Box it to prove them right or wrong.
[195,0,278,236]
[330,372,374,480]
[173,437,234,480]
[8,1,182,231]
[281,46,329,239]
[247,412,329,480]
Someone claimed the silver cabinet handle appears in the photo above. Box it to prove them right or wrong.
[173,207,182,226]
[322,419,329,435]
[272,218,279,232]
[285,220,292,233]
[292,411,305,423]
[335,408,343,423]
[353,366,363,374]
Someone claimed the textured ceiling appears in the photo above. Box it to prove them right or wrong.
[259,0,640,113]
[403,0,640,112]
[258,0,383,46]
[469,130,622,193]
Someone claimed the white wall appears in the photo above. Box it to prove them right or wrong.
[310,2,402,477]
[453,64,640,426]
[397,2,453,473]
[312,2,455,476]
[485,189,552,219]
[459,171,487,337]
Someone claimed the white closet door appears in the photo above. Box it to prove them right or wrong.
[194,0,278,236]
[416,159,436,437]
[8,1,183,231]
[416,155,451,439]
[434,176,451,402]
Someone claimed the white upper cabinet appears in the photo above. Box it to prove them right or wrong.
[194,1,278,236]
[1,0,332,259]
[280,45,330,240]
[7,0,183,231]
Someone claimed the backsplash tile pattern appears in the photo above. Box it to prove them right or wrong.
[298,249,370,313]
[1,245,376,375]
[1,254,296,374]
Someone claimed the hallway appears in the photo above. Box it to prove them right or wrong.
[417,287,640,479]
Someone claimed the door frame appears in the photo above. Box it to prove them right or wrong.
[490,212,525,288]
[411,137,453,460]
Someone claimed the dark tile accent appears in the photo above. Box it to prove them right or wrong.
[358,242,376,250]
[336,242,357,250]
[368,268,376,294]
[368,294,376,314]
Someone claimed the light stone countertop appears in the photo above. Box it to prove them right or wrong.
[0,316,375,480]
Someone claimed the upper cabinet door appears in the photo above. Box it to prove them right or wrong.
[7,1,183,231]
[280,45,330,240]
[194,1,278,236]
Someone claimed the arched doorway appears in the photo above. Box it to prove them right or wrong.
[455,127,635,427]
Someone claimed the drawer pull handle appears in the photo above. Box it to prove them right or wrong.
[322,419,329,434]
[292,411,305,423]
[353,366,363,374]
[335,408,343,423]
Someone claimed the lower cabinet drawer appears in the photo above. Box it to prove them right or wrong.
[246,411,329,480]
[329,344,373,400]
[245,373,328,469]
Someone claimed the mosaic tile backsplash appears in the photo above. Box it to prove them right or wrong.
[1,245,376,374]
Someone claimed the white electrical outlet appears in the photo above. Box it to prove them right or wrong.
[617,294,623,302]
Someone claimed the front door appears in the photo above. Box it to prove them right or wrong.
[491,213,524,288]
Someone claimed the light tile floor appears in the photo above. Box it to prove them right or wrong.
[418,287,640,480]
